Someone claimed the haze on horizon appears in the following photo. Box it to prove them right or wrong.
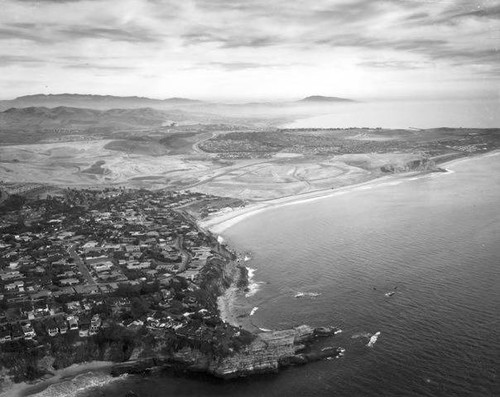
[1,0,499,102]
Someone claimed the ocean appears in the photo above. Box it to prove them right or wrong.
[31,152,500,397]
[285,99,500,129]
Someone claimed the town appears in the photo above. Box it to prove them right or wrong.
[0,188,251,382]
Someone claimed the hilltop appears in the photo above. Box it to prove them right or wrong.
[298,95,354,103]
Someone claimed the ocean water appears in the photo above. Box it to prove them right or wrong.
[285,99,500,129]
[59,153,498,397]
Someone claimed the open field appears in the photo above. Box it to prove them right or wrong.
[1,103,499,201]
[0,138,450,201]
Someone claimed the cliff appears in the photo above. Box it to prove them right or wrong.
[380,157,445,174]
[112,325,343,379]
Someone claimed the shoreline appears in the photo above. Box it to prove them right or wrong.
[201,150,500,235]
[0,361,114,397]
[2,150,498,395]
[212,149,500,331]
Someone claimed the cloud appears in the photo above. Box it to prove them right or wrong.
[358,60,429,70]
[0,0,498,99]
[0,27,50,43]
[200,62,289,71]
[0,55,44,67]
[57,26,162,43]
[64,63,137,71]
[450,4,500,20]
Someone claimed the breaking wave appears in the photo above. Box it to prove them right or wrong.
[294,292,321,298]
[367,331,381,347]
[29,371,127,397]
[245,267,264,297]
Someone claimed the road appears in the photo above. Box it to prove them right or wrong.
[68,244,96,285]
[174,236,191,273]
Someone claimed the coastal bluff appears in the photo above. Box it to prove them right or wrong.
[111,325,343,379]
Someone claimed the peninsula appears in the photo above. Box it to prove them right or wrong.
[1,93,499,394]
[0,187,343,394]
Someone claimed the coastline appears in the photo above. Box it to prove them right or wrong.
[201,150,500,236]
[211,149,500,333]
[1,150,498,395]
[0,361,114,397]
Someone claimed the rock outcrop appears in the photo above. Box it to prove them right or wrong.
[112,325,343,379]
[380,157,441,173]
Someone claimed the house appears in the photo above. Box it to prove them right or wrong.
[90,314,101,335]
[0,325,11,343]
[78,317,90,338]
[21,322,36,339]
[56,316,68,334]
[60,278,80,286]
[91,262,113,272]
[67,316,79,330]
[126,261,151,270]
[45,318,59,337]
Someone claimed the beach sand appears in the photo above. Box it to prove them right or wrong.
[202,150,500,235]
[211,150,500,330]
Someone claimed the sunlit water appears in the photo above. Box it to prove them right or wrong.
[38,153,499,397]
[285,99,500,129]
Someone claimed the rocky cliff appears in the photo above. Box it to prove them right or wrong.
[380,157,444,173]
[112,325,343,379]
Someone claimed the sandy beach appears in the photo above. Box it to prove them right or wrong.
[202,150,500,236]
[212,149,500,331]
[0,361,114,397]
[202,173,403,235]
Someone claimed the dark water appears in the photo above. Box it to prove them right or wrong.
[43,153,499,397]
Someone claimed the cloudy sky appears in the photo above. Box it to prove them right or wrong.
[0,0,499,101]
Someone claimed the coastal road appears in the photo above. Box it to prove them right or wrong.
[68,244,97,285]
[174,236,191,273]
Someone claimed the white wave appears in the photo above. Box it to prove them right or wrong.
[294,291,321,298]
[367,331,381,347]
[250,306,259,316]
[351,332,371,339]
[243,254,251,261]
[245,267,264,297]
[30,371,127,397]
[258,327,272,332]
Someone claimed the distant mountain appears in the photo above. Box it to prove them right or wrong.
[0,106,184,132]
[298,95,354,103]
[0,94,203,111]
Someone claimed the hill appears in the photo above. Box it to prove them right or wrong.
[0,94,203,111]
[298,95,354,103]
[0,106,188,144]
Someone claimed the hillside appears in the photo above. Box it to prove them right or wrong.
[0,106,181,131]
[298,95,354,103]
[0,94,203,111]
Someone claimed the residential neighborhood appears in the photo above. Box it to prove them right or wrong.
[0,188,249,381]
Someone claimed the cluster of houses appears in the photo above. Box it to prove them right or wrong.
[0,188,228,345]
[0,314,101,343]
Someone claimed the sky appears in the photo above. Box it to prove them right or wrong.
[0,0,499,101]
